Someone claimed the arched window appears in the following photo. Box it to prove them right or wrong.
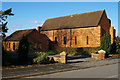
[64,37,67,44]
[13,43,15,50]
[9,43,10,48]
[75,36,77,45]
[87,36,88,45]
[55,37,57,44]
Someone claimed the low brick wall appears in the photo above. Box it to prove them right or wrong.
[53,56,61,62]
[91,53,105,60]
[48,56,61,63]
[48,51,68,64]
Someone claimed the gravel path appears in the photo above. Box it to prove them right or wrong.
[2,57,119,79]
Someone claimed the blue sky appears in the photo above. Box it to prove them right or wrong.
[2,2,119,36]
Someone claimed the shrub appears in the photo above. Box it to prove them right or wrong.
[108,54,112,57]
[100,32,111,53]
[53,47,77,54]
[53,46,99,56]
[2,47,13,66]
[33,53,48,64]
[68,52,76,56]
[90,51,98,54]
[44,51,56,55]
[17,36,29,64]
[116,36,120,54]
[116,48,120,54]
[77,51,90,56]
[110,41,117,54]
[35,51,56,55]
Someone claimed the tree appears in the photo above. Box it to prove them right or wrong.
[110,41,116,54]
[115,36,120,54]
[17,36,29,64]
[100,32,111,53]
[0,8,14,39]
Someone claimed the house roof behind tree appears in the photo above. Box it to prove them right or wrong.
[41,9,107,31]
[4,29,37,41]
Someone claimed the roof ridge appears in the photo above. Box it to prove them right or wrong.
[16,28,36,32]
[41,9,106,31]
[46,9,105,20]
[4,28,37,41]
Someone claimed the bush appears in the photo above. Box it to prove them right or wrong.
[53,47,77,54]
[53,46,99,56]
[17,36,29,64]
[33,53,48,64]
[35,51,56,55]
[100,32,111,53]
[2,47,13,66]
[43,51,56,55]
[90,51,98,55]
[68,52,77,56]
[108,54,112,57]
[110,41,117,54]
[76,51,90,56]
[116,36,120,54]
[116,48,120,54]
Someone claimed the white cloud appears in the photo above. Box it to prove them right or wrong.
[31,20,41,24]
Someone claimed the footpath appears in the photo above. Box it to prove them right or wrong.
[2,57,120,79]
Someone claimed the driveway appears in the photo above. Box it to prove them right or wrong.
[2,57,119,79]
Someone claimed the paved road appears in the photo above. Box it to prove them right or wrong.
[26,63,119,78]
[3,58,119,79]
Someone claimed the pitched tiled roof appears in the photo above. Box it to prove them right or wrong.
[4,29,36,41]
[41,9,105,31]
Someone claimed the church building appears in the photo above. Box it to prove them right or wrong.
[39,9,115,48]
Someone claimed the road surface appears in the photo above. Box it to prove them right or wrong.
[26,63,119,78]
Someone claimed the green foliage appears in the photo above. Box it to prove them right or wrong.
[116,36,120,54]
[68,52,76,56]
[33,53,48,64]
[110,41,117,54]
[90,51,98,54]
[53,47,99,56]
[17,36,29,64]
[116,48,120,54]
[35,51,56,55]
[108,54,112,57]
[76,51,90,56]
[33,55,47,64]
[2,47,13,66]
[53,47,77,54]
[0,8,14,39]
[100,32,111,53]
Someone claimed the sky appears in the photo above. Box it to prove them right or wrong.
[2,2,119,36]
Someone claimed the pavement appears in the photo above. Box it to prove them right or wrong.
[26,63,119,78]
[2,57,120,79]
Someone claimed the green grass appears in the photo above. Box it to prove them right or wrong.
[35,51,56,55]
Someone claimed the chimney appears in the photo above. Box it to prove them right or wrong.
[37,26,42,33]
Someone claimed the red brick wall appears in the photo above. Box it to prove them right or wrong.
[40,26,101,48]
[3,30,49,51]
[99,11,111,34]
[3,41,19,51]
[27,30,49,51]
[98,11,114,44]
[40,11,115,48]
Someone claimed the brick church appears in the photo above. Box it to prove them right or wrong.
[3,9,115,51]
[39,9,115,48]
